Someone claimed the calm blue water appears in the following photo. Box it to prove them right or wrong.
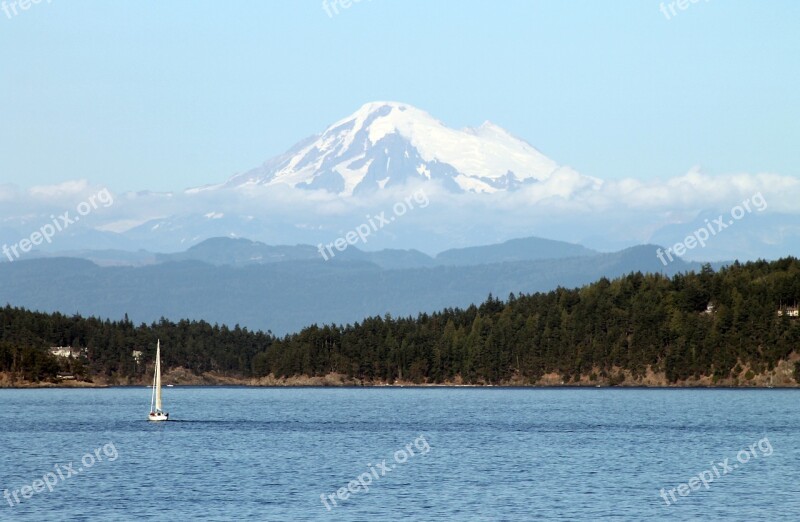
[0,387,797,521]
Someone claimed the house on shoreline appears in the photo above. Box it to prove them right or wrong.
[49,346,87,358]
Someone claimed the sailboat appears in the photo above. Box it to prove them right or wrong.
[148,340,169,421]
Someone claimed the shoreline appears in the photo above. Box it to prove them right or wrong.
[2,384,797,390]
[4,357,797,389]
[2,371,797,390]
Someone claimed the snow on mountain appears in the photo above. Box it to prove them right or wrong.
[215,101,566,195]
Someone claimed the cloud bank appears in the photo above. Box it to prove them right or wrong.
[2,168,798,260]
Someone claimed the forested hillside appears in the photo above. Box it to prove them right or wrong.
[262,259,800,384]
[2,258,800,386]
[0,311,272,383]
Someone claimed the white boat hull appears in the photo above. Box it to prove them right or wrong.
[148,412,169,422]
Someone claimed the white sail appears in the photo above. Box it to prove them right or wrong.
[148,340,168,421]
[154,340,163,411]
[150,345,157,411]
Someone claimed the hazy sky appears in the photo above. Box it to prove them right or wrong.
[1,0,798,192]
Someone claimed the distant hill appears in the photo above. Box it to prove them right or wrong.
[0,243,708,335]
[127,235,596,270]
[155,238,321,266]
[153,237,437,270]
[435,237,595,265]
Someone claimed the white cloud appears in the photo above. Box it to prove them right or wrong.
[28,179,91,200]
[1,169,798,259]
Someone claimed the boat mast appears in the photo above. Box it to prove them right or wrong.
[150,340,159,412]
[154,340,162,412]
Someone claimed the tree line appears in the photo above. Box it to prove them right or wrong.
[260,258,800,384]
[0,310,272,382]
[2,258,799,384]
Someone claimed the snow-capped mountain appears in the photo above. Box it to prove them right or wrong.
[204,101,565,195]
[7,101,796,261]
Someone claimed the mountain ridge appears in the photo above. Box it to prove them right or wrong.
[0,242,716,335]
[204,101,574,195]
[13,235,600,269]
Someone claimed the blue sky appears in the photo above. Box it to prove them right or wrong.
[1,0,798,192]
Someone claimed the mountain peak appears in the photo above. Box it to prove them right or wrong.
[221,102,564,196]
[353,100,418,115]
